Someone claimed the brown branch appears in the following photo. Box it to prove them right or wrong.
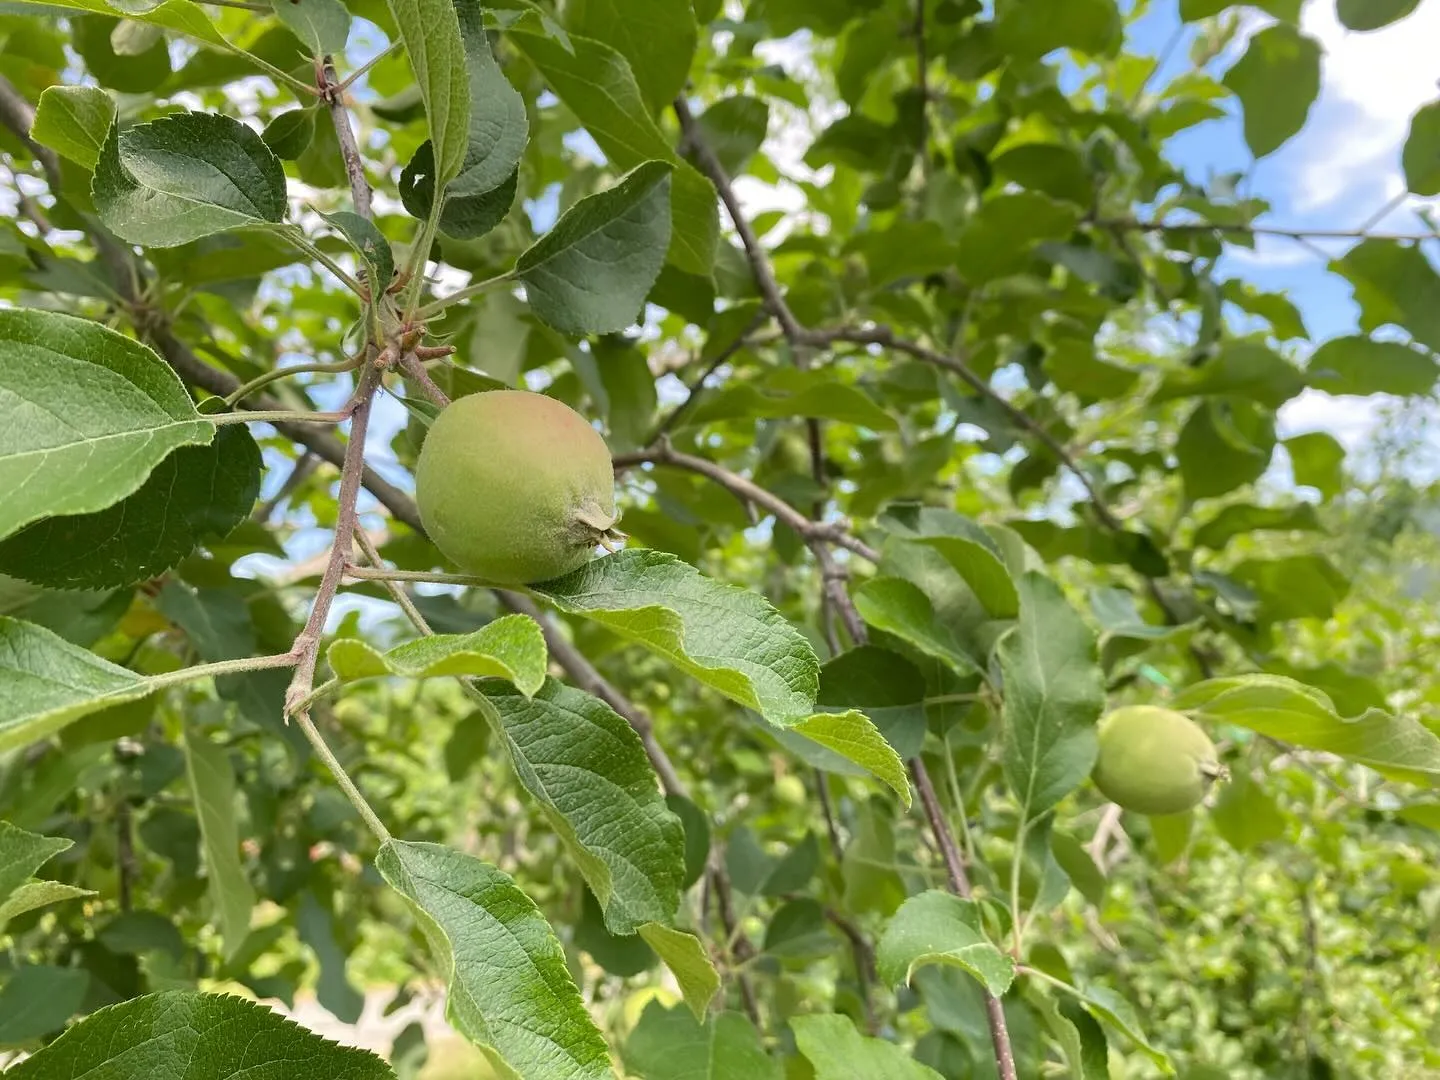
[253,451,320,524]
[398,352,452,408]
[284,365,382,715]
[614,438,881,563]
[674,97,805,342]
[648,310,768,442]
[674,98,1017,1077]
[320,57,372,219]
[1097,215,1437,243]
[813,325,1125,532]
[0,73,60,190]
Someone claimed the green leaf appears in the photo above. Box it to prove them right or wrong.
[30,85,116,171]
[0,309,215,541]
[269,0,350,55]
[474,679,684,933]
[1176,398,1276,501]
[327,614,547,695]
[375,839,612,1079]
[853,577,981,677]
[1338,0,1420,30]
[1180,0,1301,17]
[0,616,150,752]
[0,966,90,1048]
[1044,340,1140,402]
[1335,239,1440,352]
[93,111,288,247]
[0,820,72,906]
[791,1014,944,1080]
[992,0,1121,58]
[5,990,396,1078]
[183,726,255,958]
[954,193,1081,283]
[686,372,896,431]
[688,95,769,178]
[1031,992,1109,1080]
[567,0,698,114]
[0,425,260,590]
[1050,832,1106,905]
[511,29,717,276]
[904,535,1019,619]
[1403,101,1440,195]
[1284,432,1345,499]
[0,879,95,929]
[1176,674,1440,786]
[1309,335,1437,396]
[726,829,819,896]
[999,572,1104,821]
[533,550,908,802]
[1151,342,1305,407]
[321,210,395,289]
[624,1001,779,1080]
[818,646,927,761]
[1066,982,1171,1071]
[1232,553,1349,621]
[1191,502,1322,551]
[665,793,710,888]
[1211,769,1286,852]
[515,161,674,335]
[876,891,1016,996]
[637,923,722,1020]
[297,891,365,1024]
[1223,24,1321,157]
[385,0,469,187]
[1221,280,1308,340]
[262,107,317,160]
[9,0,235,55]
[399,0,528,239]
[401,144,517,241]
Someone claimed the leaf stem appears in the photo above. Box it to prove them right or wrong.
[403,194,448,322]
[415,270,513,320]
[343,564,498,588]
[280,226,367,295]
[222,359,359,407]
[336,40,403,93]
[292,709,392,843]
[145,652,297,691]
[210,408,354,426]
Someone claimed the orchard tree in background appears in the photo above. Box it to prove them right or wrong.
[1,0,1439,1076]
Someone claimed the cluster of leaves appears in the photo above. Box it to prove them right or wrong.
[1,0,1439,1077]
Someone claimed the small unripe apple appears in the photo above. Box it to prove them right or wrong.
[415,389,619,585]
[1091,705,1224,815]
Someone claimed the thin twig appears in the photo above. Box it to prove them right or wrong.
[614,438,881,562]
[813,325,1125,532]
[254,452,321,524]
[648,310,768,442]
[674,97,805,341]
[320,57,372,218]
[335,40,403,94]
[398,352,452,408]
[1098,216,1437,243]
[285,366,382,716]
[674,96,1018,1075]
[354,529,433,635]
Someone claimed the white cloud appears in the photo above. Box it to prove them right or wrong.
[1286,0,1440,215]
